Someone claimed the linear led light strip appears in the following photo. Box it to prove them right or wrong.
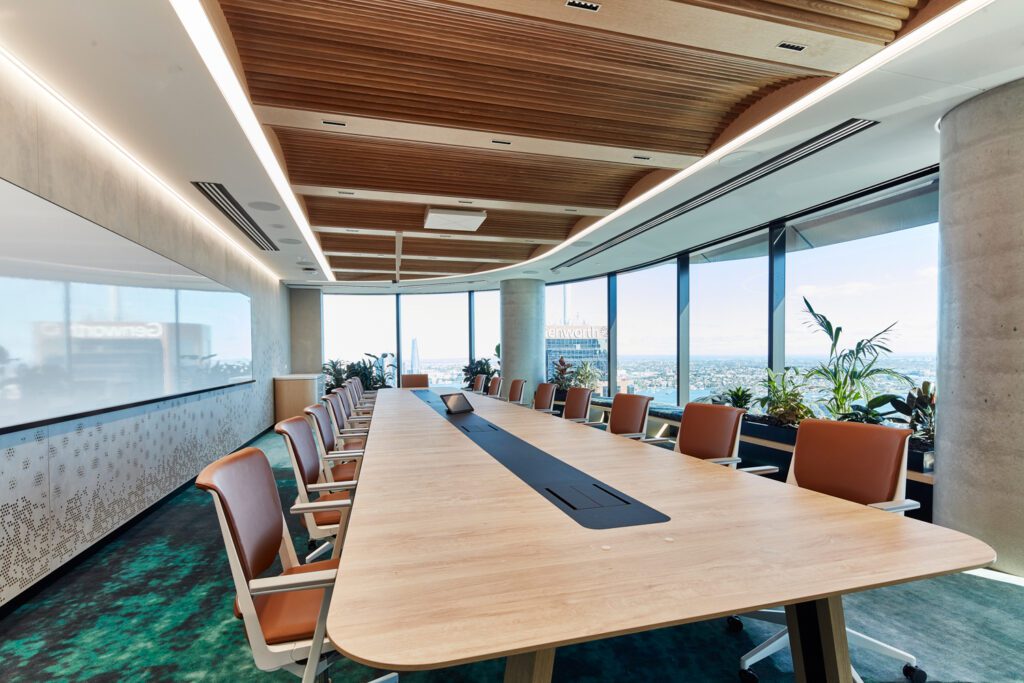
[555,118,877,270]
[0,42,281,282]
[348,0,994,285]
[169,0,334,281]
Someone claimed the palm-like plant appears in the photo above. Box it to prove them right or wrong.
[757,367,813,426]
[725,386,753,410]
[802,298,910,418]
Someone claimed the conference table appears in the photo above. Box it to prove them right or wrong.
[326,388,994,682]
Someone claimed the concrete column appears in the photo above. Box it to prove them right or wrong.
[289,287,323,373]
[937,78,1024,575]
[500,279,546,400]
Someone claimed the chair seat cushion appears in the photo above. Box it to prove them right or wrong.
[330,460,357,482]
[253,559,340,644]
[340,438,365,450]
[312,490,350,526]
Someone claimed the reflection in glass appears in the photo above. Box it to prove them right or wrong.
[545,278,609,395]
[689,233,769,400]
[400,293,469,390]
[617,262,677,404]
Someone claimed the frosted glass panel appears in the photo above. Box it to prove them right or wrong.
[0,179,252,430]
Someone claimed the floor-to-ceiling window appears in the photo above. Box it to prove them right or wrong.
[785,179,939,413]
[688,232,769,400]
[616,262,677,404]
[323,295,397,384]
[545,277,609,395]
[472,289,501,366]
[400,292,469,389]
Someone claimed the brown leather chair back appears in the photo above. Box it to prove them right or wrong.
[196,448,281,581]
[274,416,321,486]
[401,373,429,388]
[534,382,556,411]
[507,379,526,403]
[333,387,357,422]
[305,403,336,453]
[791,419,911,505]
[487,376,503,396]
[676,403,745,459]
[608,393,652,435]
[471,374,486,392]
[324,392,345,431]
[562,387,593,420]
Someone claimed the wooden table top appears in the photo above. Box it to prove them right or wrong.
[326,389,994,670]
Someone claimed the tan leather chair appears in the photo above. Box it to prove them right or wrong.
[503,379,527,404]
[585,392,651,439]
[562,387,593,422]
[533,382,557,413]
[334,387,373,428]
[345,380,375,410]
[275,416,357,556]
[401,373,429,388]
[648,403,778,474]
[736,419,923,683]
[486,376,503,397]
[306,403,365,483]
[471,374,486,393]
[324,391,370,440]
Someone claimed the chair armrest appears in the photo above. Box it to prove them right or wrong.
[580,419,602,425]
[706,457,742,466]
[619,432,647,440]
[641,437,675,445]
[336,431,369,438]
[306,480,358,492]
[347,417,372,424]
[325,451,363,460]
[739,465,779,476]
[249,568,337,595]
[290,499,351,515]
[869,499,921,513]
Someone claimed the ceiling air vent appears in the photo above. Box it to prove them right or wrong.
[192,181,278,251]
[777,41,807,52]
[566,0,600,11]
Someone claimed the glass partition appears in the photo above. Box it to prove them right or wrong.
[616,262,677,404]
[472,290,501,365]
[545,277,609,395]
[400,293,469,389]
[689,232,768,400]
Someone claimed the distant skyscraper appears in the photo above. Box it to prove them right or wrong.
[410,337,421,372]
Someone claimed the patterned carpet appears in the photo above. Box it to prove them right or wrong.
[1,431,1021,683]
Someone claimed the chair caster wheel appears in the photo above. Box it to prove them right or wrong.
[739,668,758,683]
[726,615,744,632]
[903,664,927,683]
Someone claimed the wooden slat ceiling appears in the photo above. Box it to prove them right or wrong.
[275,127,652,209]
[222,0,830,154]
[675,0,925,45]
[304,197,576,242]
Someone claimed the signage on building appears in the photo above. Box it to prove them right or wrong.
[546,325,607,340]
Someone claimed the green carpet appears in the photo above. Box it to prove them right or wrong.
[1,431,1021,682]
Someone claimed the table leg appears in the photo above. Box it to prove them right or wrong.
[504,648,555,683]
[785,595,853,683]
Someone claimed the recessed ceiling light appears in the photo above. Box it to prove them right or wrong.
[270,223,285,229]
[564,208,578,212]
[248,201,280,211]
[633,155,652,161]
[338,190,356,196]
[345,228,359,233]
[279,238,301,245]
[523,270,539,274]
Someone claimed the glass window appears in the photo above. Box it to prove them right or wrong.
[785,181,939,396]
[400,293,468,390]
[689,232,769,400]
[545,277,609,395]
[323,295,397,375]
[616,262,677,404]
[472,290,501,365]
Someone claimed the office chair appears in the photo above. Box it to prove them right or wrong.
[323,392,370,442]
[533,382,557,413]
[401,373,429,388]
[334,387,373,427]
[503,379,527,404]
[471,374,486,393]
[345,380,375,409]
[585,393,652,439]
[732,419,925,683]
[275,416,358,560]
[486,376,503,397]
[648,403,779,475]
[196,448,397,683]
[562,387,594,422]
[306,403,365,483]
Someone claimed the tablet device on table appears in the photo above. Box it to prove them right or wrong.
[440,393,474,415]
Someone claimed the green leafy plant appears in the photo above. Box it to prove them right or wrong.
[572,361,599,390]
[725,386,753,410]
[462,357,497,388]
[548,356,574,391]
[324,353,395,393]
[802,298,911,418]
[757,367,813,426]
[891,381,936,444]
[837,393,900,424]
[494,343,501,371]
[322,359,347,393]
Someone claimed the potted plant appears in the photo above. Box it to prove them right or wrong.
[462,357,496,390]
[572,361,599,391]
[548,356,574,401]
[322,358,348,393]
[891,381,936,472]
[724,386,753,410]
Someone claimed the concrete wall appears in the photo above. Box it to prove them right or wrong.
[500,279,546,399]
[936,78,1024,575]
[0,55,290,604]
[290,288,324,373]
